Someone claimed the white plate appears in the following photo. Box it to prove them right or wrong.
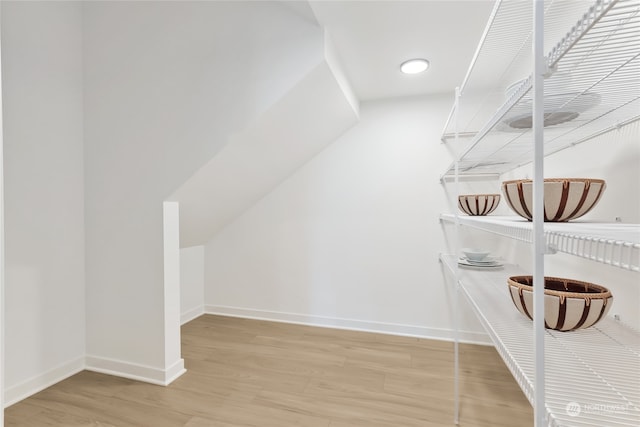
[460,256,499,265]
[458,257,503,268]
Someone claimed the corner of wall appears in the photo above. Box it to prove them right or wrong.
[181,306,204,325]
[180,245,205,325]
[4,357,85,408]
[323,29,360,118]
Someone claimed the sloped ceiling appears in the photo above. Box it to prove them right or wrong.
[170,54,359,247]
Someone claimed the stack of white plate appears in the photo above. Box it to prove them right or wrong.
[458,248,503,268]
[457,256,503,268]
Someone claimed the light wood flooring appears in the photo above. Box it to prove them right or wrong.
[5,315,533,426]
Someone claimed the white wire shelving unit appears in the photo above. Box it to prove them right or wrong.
[440,214,640,272]
[439,0,640,426]
[440,255,640,427]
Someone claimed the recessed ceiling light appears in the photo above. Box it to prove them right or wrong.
[400,58,430,74]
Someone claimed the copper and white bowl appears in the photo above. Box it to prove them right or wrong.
[458,194,501,216]
[502,178,605,222]
[507,275,613,331]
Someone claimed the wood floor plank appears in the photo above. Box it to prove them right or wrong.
[3,401,45,426]
[5,315,533,426]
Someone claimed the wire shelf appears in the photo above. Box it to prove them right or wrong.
[441,0,640,178]
[441,0,593,140]
[440,214,640,272]
[440,255,640,427]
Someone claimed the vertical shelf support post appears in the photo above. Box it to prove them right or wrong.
[453,86,461,426]
[0,5,5,421]
[532,1,546,426]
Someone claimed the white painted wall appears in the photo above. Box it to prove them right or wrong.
[82,1,325,381]
[1,1,85,405]
[204,95,488,343]
[202,93,639,342]
[180,246,204,325]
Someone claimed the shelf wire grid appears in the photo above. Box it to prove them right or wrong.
[440,255,640,426]
[442,0,592,140]
[442,0,640,178]
[440,214,640,272]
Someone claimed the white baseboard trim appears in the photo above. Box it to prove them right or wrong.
[181,305,204,325]
[164,359,187,385]
[85,355,186,386]
[204,305,491,345]
[4,356,85,408]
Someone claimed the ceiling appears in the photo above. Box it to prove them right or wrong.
[174,0,498,247]
[307,0,495,101]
